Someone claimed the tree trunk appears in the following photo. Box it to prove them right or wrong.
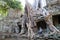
[26,0,37,38]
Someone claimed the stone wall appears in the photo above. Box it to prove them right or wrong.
[46,0,58,5]
[0,8,22,33]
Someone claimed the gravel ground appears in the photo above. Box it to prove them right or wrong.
[0,32,60,40]
[0,38,56,40]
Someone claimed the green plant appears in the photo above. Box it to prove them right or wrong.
[0,0,23,20]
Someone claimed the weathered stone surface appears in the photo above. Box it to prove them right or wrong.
[0,8,22,33]
[46,0,58,5]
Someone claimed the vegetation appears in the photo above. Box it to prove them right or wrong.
[2,0,23,10]
[0,0,23,19]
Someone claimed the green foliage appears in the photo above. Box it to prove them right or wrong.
[2,0,23,10]
[0,0,23,20]
[0,1,8,19]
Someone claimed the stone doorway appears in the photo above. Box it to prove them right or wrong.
[52,15,60,26]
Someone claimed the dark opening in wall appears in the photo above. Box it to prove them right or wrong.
[17,22,21,33]
[36,20,47,30]
[52,15,60,26]
[17,22,28,33]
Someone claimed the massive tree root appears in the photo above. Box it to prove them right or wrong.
[44,14,60,36]
[19,0,60,38]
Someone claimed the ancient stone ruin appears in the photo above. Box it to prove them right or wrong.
[0,0,60,40]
